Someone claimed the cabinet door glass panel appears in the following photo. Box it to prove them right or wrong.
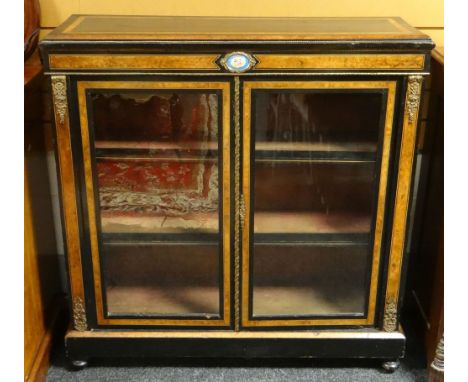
[247,85,389,321]
[92,91,220,235]
[79,83,229,323]
[102,243,220,316]
[253,244,369,316]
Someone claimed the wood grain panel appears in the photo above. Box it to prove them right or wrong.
[40,0,443,28]
[66,328,405,340]
[255,54,424,70]
[49,54,220,70]
[39,27,443,48]
[51,75,87,328]
[384,76,423,331]
[25,59,63,381]
[43,15,433,42]
[24,174,47,380]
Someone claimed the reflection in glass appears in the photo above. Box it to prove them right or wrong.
[254,162,375,234]
[255,92,383,147]
[90,92,220,234]
[251,90,383,318]
[92,92,219,142]
[253,244,368,316]
[88,90,222,318]
[103,243,220,316]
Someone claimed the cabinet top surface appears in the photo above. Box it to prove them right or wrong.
[44,15,429,42]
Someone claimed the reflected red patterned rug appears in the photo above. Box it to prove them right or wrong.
[97,159,218,218]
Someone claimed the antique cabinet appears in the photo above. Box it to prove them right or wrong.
[40,15,433,371]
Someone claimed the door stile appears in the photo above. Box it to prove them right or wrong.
[51,75,88,331]
[382,75,423,332]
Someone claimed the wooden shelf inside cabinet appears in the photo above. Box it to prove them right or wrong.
[255,141,377,162]
[255,141,377,153]
[95,140,219,160]
[106,286,220,316]
[102,232,219,244]
[254,211,371,235]
[253,285,365,317]
[95,140,219,151]
[101,212,220,235]
[94,140,377,162]
[100,211,370,237]
[96,155,218,163]
[106,284,365,318]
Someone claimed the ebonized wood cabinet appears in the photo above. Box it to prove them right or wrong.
[40,15,433,371]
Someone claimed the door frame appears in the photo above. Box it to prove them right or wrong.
[240,80,397,328]
[76,79,232,327]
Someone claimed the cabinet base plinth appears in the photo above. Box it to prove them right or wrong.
[65,329,406,361]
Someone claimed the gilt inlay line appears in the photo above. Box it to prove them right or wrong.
[234,76,241,331]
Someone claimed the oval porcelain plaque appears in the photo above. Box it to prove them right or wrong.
[220,52,256,73]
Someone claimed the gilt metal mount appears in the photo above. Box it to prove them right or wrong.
[383,298,398,332]
[73,297,88,331]
[51,76,68,124]
[405,75,423,123]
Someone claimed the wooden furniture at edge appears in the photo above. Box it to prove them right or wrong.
[24,51,63,382]
[39,15,434,372]
[405,46,444,382]
[427,47,444,382]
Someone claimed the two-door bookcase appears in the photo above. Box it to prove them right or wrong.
[40,15,434,371]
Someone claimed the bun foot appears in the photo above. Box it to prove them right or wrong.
[382,359,400,373]
[69,359,88,371]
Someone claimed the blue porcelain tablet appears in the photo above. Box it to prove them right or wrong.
[221,52,256,73]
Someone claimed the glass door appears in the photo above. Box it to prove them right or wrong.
[76,80,231,327]
[241,80,397,328]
